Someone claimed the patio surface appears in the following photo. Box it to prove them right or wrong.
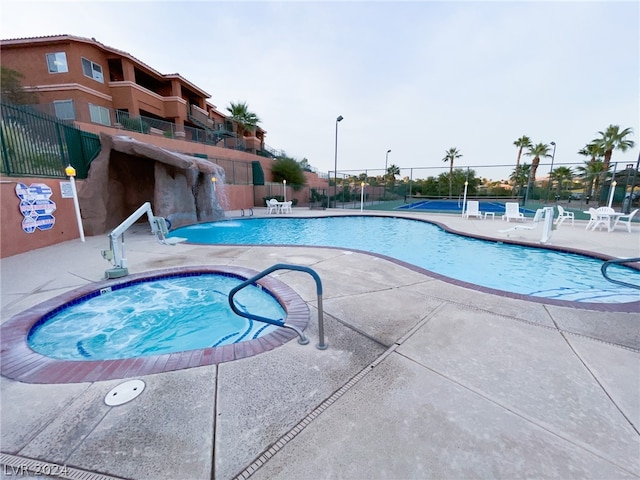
[1,208,638,480]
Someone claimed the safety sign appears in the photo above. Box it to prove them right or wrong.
[15,183,57,233]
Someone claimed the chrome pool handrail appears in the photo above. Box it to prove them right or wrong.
[228,263,328,349]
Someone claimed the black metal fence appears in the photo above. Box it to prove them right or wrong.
[1,102,101,179]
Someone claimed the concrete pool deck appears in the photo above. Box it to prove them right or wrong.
[1,208,638,479]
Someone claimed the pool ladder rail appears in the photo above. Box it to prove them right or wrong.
[228,264,328,350]
[101,202,187,279]
[601,257,640,290]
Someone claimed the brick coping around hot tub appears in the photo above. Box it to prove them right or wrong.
[1,266,309,384]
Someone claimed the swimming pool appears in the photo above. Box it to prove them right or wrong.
[0,266,309,383]
[169,216,639,306]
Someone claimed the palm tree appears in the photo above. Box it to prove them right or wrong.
[578,142,605,200]
[386,164,401,195]
[577,160,608,202]
[226,101,260,138]
[512,136,532,197]
[595,125,635,173]
[550,166,573,198]
[510,162,531,198]
[442,147,462,198]
[525,143,552,182]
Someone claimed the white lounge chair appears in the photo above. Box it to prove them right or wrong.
[555,205,575,226]
[499,208,544,234]
[612,208,638,233]
[502,202,525,222]
[462,200,482,219]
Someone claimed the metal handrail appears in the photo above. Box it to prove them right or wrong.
[228,264,327,349]
[601,257,640,290]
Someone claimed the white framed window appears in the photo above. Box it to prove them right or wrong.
[81,57,104,83]
[53,100,75,120]
[46,52,68,73]
[89,103,111,126]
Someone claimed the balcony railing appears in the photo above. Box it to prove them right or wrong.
[27,100,248,152]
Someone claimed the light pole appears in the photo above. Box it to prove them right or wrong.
[546,141,556,202]
[65,165,85,242]
[333,115,344,208]
[283,179,287,203]
[383,149,391,199]
[360,182,365,212]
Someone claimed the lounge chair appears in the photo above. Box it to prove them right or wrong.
[612,208,638,233]
[502,202,525,222]
[555,205,575,226]
[462,200,482,219]
[499,208,544,234]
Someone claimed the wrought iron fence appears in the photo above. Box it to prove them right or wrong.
[1,102,100,179]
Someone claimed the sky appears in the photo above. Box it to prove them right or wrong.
[1,0,638,181]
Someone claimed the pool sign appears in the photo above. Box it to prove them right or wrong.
[15,183,57,233]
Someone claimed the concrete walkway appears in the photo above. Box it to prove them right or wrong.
[1,209,638,479]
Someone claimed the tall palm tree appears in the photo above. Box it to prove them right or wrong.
[512,136,532,196]
[226,101,260,138]
[510,162,531,198]
[442,147,462,199]
[386,164,401,195]
[525,143,552,182]
[595,125,635,173]
[578,142,605,200]
[550,166,573,198]
[577,160,608,201]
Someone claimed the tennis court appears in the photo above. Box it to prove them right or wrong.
[397,199,537,216]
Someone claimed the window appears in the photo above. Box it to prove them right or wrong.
[89,103,110,126]
[46,52,68,73]
[53,100,75,120]
[81,57,104,83]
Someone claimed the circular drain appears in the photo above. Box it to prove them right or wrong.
[104,379,145,406]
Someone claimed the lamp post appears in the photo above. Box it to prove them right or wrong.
[211,176,217,194]
[283,179,287,203]
[333,115,344,208]
[608,180,617,208]
[360,182,365,212]
[546,141,556,202]
[65,165,85,242]
[462,181,469,217]
[383,149,391,199]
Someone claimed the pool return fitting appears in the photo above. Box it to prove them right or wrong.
[101,202,187,279]
[228,264,328,350]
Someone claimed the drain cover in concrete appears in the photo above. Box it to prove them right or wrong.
[105,379,145,406]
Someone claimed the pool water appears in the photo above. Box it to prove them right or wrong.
[28,274,284,360]
[170,216,639,304]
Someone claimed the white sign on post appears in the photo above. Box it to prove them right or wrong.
[60,181,74,198]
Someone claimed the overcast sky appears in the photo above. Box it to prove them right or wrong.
[2,0,638,181]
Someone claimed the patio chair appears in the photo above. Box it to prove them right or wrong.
[612,208,638,233]
[266,198,279,214]
[502,202,525,222]
[555,205,575,226]
[462,200,482,219]
[589,206,615,231]
[280,201,293,214]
